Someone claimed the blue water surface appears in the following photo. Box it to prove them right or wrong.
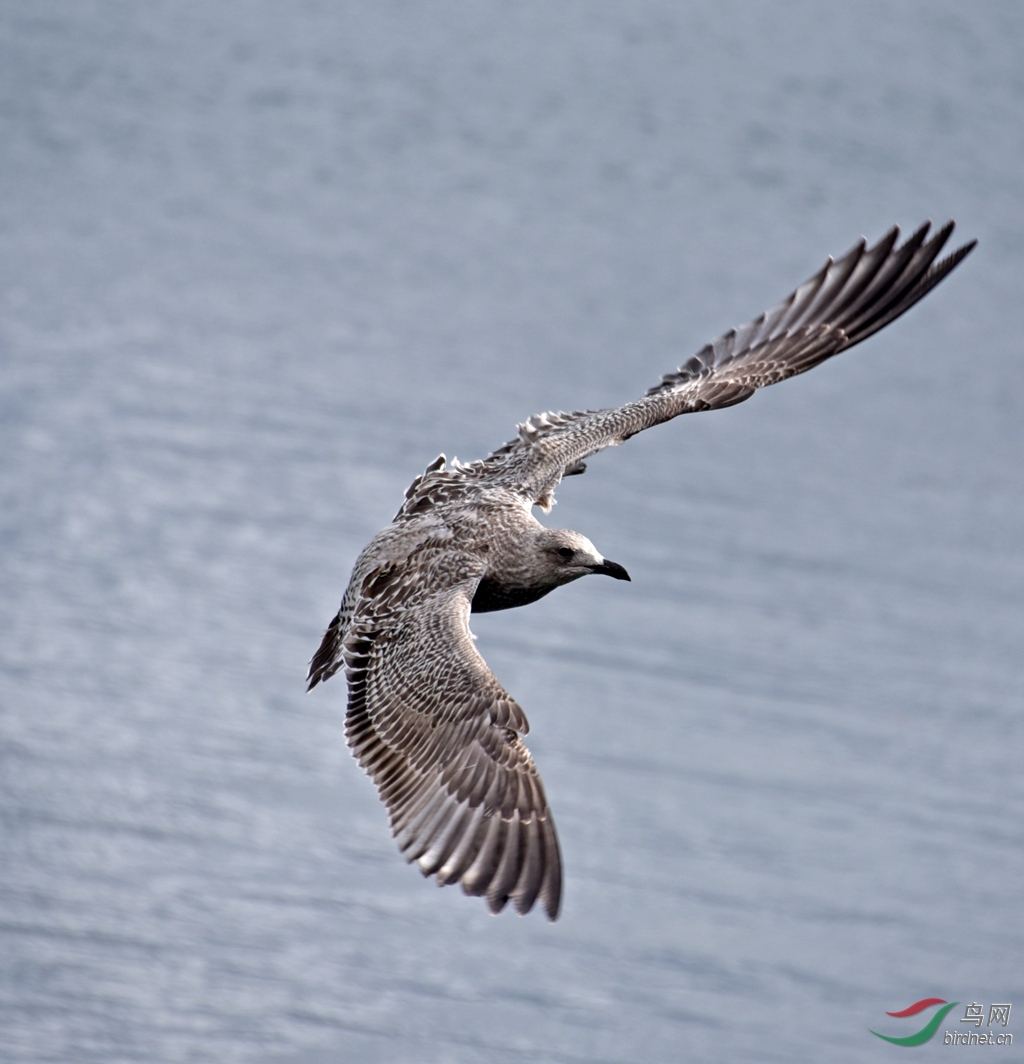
[1,2,1021,1061]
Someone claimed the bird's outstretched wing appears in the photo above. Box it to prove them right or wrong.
[335,545,562,919]
[484,221,975,508]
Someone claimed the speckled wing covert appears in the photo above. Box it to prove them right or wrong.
[329,542,562,920]
[482,221,975,509]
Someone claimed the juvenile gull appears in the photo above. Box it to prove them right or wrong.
[308,221,974,920]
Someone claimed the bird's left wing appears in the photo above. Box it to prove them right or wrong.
[334,544,562,919]
[482,220,974,509]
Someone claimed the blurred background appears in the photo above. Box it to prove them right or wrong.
[1,2,1021,1061]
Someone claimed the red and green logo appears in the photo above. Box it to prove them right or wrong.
[871,998,958,1046]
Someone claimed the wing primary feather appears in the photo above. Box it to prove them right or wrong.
[790,239,867,330]
[511,816,545,915]
[460,814,506,897]
[487,814,524,911]
[819,226,901,324]
[841,228,967,346]
[539,820,563,920]
[780,253,836,330]
[836,222,949,341]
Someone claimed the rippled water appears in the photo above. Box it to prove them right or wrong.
[1,3,1022,1062]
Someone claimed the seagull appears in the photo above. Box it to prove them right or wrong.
[308,221,974,921]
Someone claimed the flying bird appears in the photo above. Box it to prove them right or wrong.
[308,221,974,921]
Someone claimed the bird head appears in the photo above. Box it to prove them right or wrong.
[533,529,631,587]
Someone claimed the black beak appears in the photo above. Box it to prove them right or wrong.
[592,559,631,582]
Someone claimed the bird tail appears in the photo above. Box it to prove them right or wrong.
[307,612,344,690]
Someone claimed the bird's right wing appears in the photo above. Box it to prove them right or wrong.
[340,545,562,920]
[484,220,975,508]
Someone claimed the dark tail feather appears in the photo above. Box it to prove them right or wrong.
[307,612,343,690]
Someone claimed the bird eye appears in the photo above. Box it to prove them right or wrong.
[557,546,575,561]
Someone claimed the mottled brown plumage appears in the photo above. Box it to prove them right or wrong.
[308,221,974,920]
